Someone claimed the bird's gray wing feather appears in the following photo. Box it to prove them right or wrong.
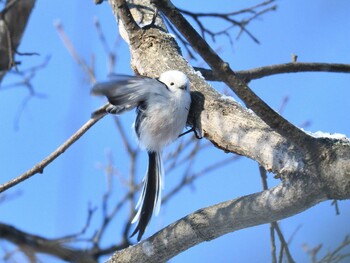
[91,75,168,114]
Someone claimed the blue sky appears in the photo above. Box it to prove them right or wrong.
[1,0,350,262]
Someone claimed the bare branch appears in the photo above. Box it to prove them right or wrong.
[1,56,50,129]
[195,62,350,82]
[331,200,340,215]
[272,222,295,263]
[164,135,200,173]
[0,105,108,193]
[270,223,277,263]
[259,165,295,263]
[55,205,97,243]
[303,235,350,263]
[113,117,137,157]
[55,21,96,83]
[0,223,96,263]
[163,17,197,60]
[93,17,117,74]
[163,154,240,203]
[155,0,321,160]
[108,174,327,262]
[92,150,137,248]
[178,0,277,44]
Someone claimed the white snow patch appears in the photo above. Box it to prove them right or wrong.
[220,93,237,102]
[168,33,177,39]
[304,130,349,141]
[142,241,155,257]
[193,69,205,80]
[246,108,256,116]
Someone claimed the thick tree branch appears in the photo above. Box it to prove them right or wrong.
[108,176,326,262]
[1,1,346,262]
[154,0,321,157]
[0,0,36,81]
[109,1,293,175]
[110,0,350,197]
[108,1,349,186]
[195,62,350,82]
[104,2,350,262]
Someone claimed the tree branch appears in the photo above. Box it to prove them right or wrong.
[111,0,350,197]
[0,0,36,82]
[108,175,326,262]
[178,0,277,44]
[106,2,350,262]
[259,165,295,263]
[55,21,96,83]
[0,223,96,263]
[195,62,350,82]
[0,105,108,193]
[154,0,320,157]
[109,0,140,38]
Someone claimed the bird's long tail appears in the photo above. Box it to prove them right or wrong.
[130,151,163,241]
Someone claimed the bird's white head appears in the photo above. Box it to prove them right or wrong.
[159,70,190,92]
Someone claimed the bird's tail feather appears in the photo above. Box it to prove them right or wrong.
[130,151,163,241]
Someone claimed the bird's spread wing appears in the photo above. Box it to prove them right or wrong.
[91,75,168,114]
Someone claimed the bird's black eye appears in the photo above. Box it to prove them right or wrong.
[170,82,174,86]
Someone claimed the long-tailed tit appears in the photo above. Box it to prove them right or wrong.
[92,70,191,241]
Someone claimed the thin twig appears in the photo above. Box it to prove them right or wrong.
[272,222,295,263]
[163,154,240,203]
[55,204,97,243]
[94,17,116,74]
[331,199,340,215]
[164,134,199,173]
[0,105,108,193]
[270,224,277,263]
[54,21,96,83]
[259,165,277,263]
[195,62,350,82]
[155,0,318,157]
[92,151,124,246]
[0,223,96,263]
[113,117,139,242]
[259,165,295,263]
[92,189,134,246]
[319,235,350,263]
[0,56,50,129]
[287,225,302,245]
[177,0,276,45]
[163,17,197,60]
[113,117,136,157]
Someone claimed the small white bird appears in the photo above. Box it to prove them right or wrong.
[92,70,191,241]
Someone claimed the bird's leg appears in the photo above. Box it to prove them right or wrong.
[179,127,203,139]
[106,104,122,114]
[179,115,203,139]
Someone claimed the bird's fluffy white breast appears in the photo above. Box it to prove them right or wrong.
[137,86,191,152]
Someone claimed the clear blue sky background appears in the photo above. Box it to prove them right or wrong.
[1,0,350,262]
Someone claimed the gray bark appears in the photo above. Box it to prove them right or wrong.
[106,0,350,262]
[0,0,36,81]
